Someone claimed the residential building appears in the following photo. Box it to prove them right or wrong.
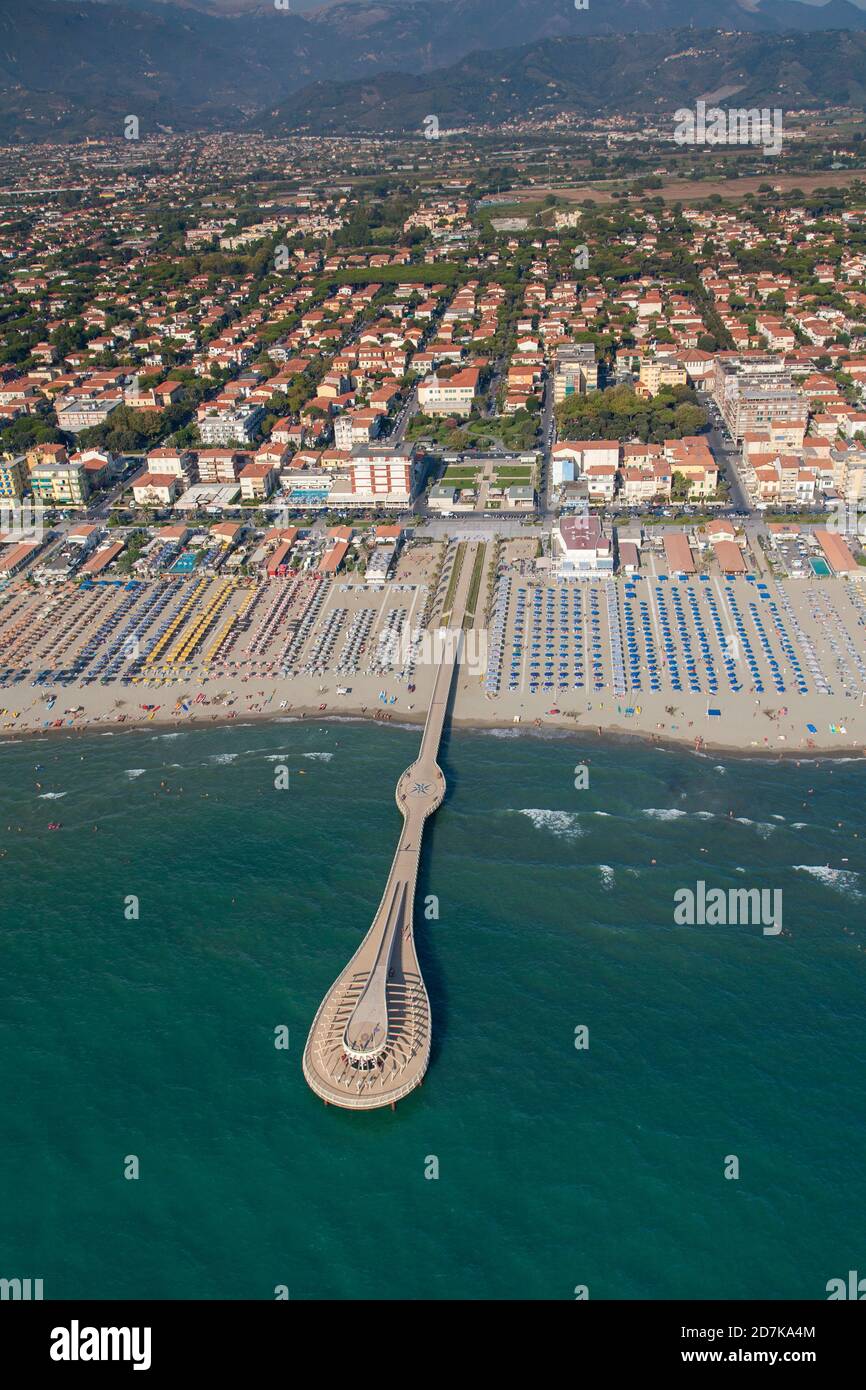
[198,404,264,446]
[0,455,27,499]
[418,368,479,417]
[712,358,809,442]
[132,473,182,507]
[30,460,90,506]
[552,345,599,403]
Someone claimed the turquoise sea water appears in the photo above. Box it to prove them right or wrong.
[1,720,865,1300]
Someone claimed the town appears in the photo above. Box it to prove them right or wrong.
[1,129,865,753]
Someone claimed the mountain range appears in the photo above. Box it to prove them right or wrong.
[1,0,865,140]
[259,28,866,135]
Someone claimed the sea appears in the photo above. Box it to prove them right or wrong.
[1,719,864,1301]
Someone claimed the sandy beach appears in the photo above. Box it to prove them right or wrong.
[3,554,866,758]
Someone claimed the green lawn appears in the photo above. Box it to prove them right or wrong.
[463,543,487,624]
[493,469,534,483]
[441,542,466,619]
[442,470,481,485]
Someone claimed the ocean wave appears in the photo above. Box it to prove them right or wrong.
[38,791,67,799]
[791,822,808,830]
[794,865,862,899]
[516,809,584,840]
[735,817,776,838]
[151,732,185,740]
[642,808,688,821]
[598,864,615,889]
[694,811,715,820]
[714,765,726,774]
[124,769,146,779]
[210,753,238,764]
[593,810,611,817]
[303,752,334,762]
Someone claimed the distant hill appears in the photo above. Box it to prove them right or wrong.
[256,28,866,134]
[3,0,866,141]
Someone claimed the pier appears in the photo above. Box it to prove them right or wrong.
[302,544,478,1110]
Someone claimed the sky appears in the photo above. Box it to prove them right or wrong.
[164,0,866,10]
[76,0,866,12]
[116,0,866,7]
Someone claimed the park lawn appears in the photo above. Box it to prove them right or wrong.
[442,470,482,484]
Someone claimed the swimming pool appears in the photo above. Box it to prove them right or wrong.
[809,557,831,578]
[170,553,197,574]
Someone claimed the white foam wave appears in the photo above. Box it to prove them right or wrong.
[735,817,776,838]
[794,865,862,899]
[516,809,584,840]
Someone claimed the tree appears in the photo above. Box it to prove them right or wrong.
[673,403,708,436]
[671,471,691,501]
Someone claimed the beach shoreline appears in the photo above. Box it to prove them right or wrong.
[3,699,865,762]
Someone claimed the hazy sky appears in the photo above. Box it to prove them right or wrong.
[91,0,866,11]
[168,0,866,10]
[128,0,866,7]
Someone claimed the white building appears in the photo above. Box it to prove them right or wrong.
[198,406,264,446]
[551,441,620,488]
[554,514,614,574]
[348,445,418,508]
[418,368,479,417]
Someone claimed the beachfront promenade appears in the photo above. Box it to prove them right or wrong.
[302,544,477,1110]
